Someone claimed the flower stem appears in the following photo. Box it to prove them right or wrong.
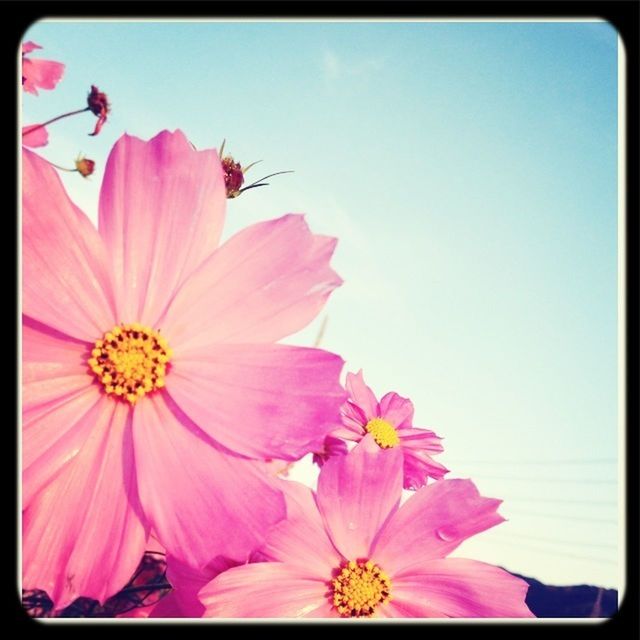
[22,107,90,136]
[46,161,77,173]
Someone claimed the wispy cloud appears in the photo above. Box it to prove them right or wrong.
[321,48,386,83]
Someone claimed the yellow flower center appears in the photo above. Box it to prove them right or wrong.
[365,418,400,448]
[88,323,172,405]
[331,560,392,618]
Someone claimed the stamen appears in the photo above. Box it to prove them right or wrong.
[88,323,172,405]
[331,559,392,618]
[365,418,400,448]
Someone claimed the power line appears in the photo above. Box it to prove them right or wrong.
[505,509,617,524]
[491,532,618,549]
[499,496,617,506]
[447,458,616,465]
[465,475,617,484]
[488,540,617,566]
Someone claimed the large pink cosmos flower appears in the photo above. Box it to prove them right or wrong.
[199,436,534,618]
[22,41,64,95]
[22,129,346,609]
[327,370,448,489]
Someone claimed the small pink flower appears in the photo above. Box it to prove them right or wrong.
[22,129,346,609]
[22,41,64,95]
[199,437,534,618]
[326,370,448,489]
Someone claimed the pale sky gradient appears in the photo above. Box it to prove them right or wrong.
[21,20,620,591]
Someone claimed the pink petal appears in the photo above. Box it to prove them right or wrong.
[22,57,65,95]
[378,391,415,428]
[312,434,349,467]
[337,398,368,439]
[399,428,449,490]
[398,427,445,452]
[22,125,48,148]
[22,315,101,506]
[22,401,148,609]
[316,435,403,560]
[166,342,345,460]
[22,41,42,54]
[149,554,237,618]
[302,601,340,618]
[22,148,117,341]
[402,448,449,490]
[159,214,342,349]
[144,594,184,617]
[118,603,159,618]
[97,130,226,326]
[256,481,342,577]
[278,479,324,524]
[132,393,286,570]
[391,559,534,618]
[22,388,105,505]
[199,563,330,618]
[88,114,106,137]
[345,370,378,420]
[22,317,92,413]
[372,479,504,576]
[378,599,445,617]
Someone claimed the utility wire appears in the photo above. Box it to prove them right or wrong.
[464,475,617,484]
[488,540,618,565]
[490,532,617,549]
[504,509,617,524]
[499,496,616,506]
[447,458,616,465]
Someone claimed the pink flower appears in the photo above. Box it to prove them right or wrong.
[328,370,448,489]
[199,437,534,618]
[22,41,64,95]
[22,129,346,609]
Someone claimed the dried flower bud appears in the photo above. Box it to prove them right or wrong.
[87,85,110,136]
[75,156,96,178]
[218,139,293,200]
[221,156,245,198]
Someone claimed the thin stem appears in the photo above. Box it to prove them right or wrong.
[242,160,263,173]
[23,107,90,135]
[238,170,294,194]
[46,161,77,173]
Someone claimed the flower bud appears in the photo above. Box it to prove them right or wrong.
[218,139,292,200]
[87,85,110,136]
[75,156,96,178]
[221,156,245,198]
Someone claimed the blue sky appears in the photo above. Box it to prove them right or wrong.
[21,20,620,590]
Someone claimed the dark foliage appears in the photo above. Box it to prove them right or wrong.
[22,551,172,618]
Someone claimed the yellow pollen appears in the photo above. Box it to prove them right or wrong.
[89,323,172,405]
[331,560,392,618]
[365,418,400,449]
